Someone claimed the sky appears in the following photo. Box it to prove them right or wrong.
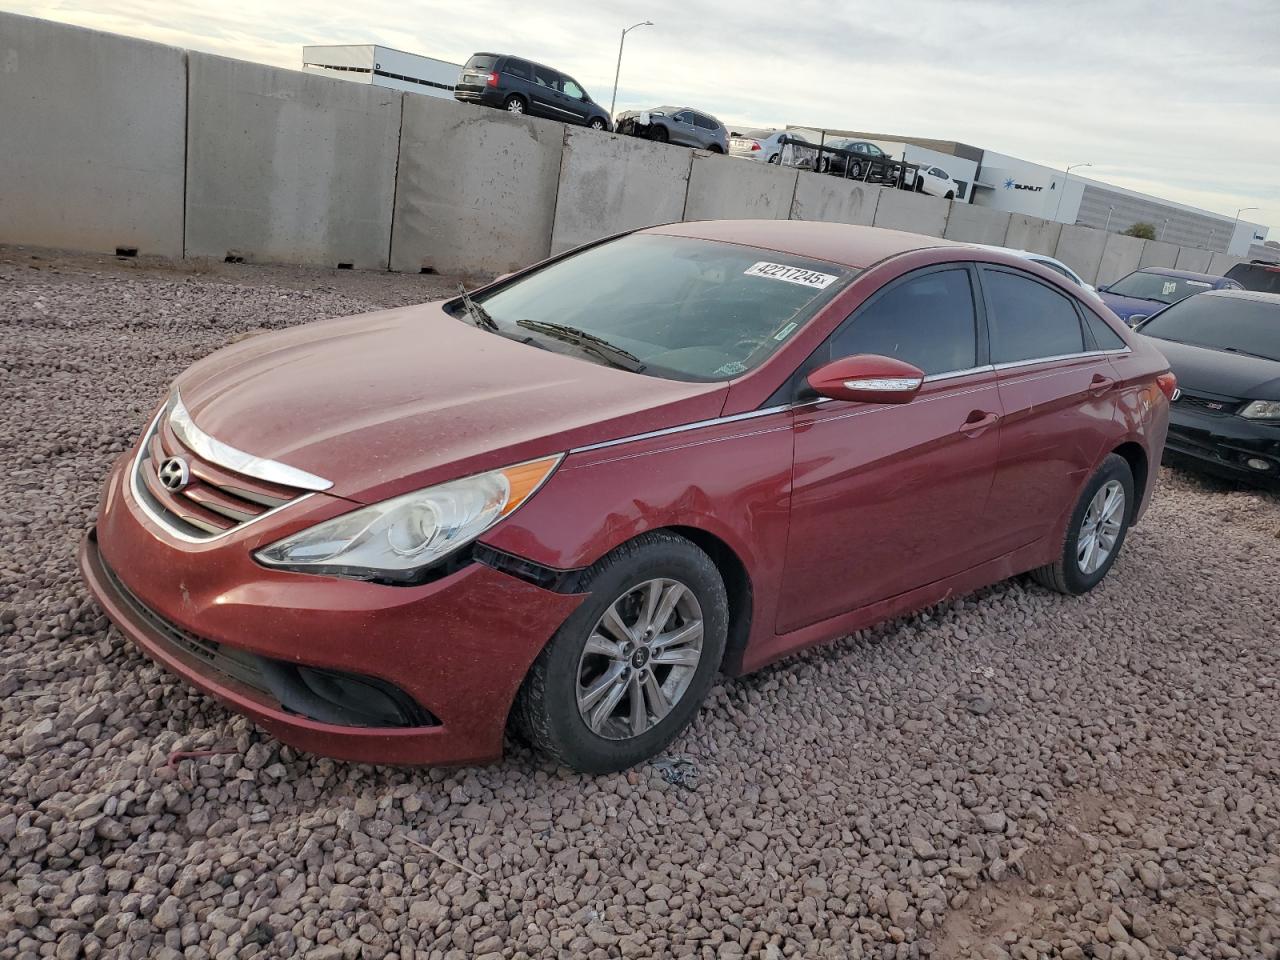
[6,0,1276,237]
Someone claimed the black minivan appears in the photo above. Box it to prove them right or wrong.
[454,53,612,131]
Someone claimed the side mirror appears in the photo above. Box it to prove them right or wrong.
[806,354,925,404]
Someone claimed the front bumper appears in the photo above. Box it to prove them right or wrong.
[80,455,584,765]
[1164,405,1280,487]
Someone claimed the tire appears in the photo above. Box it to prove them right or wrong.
[708,144,724,154]
[945,191,955,200]
[589,117,606,130]
[649,125,669,143]
[914,177,924,193]
[767,153,780,164]
[512,532,729,773]
[850,161,863,178]
[504,96,526,115]
[1030,454,1135,595]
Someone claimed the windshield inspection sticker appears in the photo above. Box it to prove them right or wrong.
[744,261,838,289]
[774,321,799,341]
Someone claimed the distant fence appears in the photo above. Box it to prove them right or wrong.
[0,12,1248,285]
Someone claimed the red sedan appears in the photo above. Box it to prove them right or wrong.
[80,221,1174,773]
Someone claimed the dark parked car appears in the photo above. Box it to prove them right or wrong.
[1097,267,1242,326]
[1137,289,1280,488]
[81,221,1173,773]
[453,53,611,130]
[614,106,727,152]
[817,139,890,178]
[1225,259,1280,295]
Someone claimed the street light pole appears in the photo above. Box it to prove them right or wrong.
[1054,162,1092,222]
[1160,218,1170,241]
[609,20,653,120]
[1232,206,1259,253]
[1104,205,1114,232]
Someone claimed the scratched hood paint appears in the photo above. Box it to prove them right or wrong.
[176,304,727,503]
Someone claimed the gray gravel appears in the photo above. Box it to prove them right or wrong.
[2,246,1279,960]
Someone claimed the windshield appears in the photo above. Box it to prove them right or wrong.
[1141,296,1280,361]
[470,234,853,380]
[1107,271,1213,305]
[1226,262,1280,295]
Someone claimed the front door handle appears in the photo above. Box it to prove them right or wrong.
[960,410,1000,436]
[1089,374,1117,396]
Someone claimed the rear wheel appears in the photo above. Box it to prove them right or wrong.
[504,96,526,115]
[1030,454,1134,595]
[767,153,780,164]
[512,532,728,773]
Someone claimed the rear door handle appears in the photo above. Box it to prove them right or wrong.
[960,411,1000,436]
[1089,374,1117,396]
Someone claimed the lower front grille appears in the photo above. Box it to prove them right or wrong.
[1174,392,1240,416]
[100,553,437,729]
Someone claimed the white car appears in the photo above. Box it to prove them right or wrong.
[913,165,958,200]
[972,245,1095,292]
[728,128,820,168]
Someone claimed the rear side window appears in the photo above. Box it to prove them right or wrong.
[830,268,978,375]
[983,269,1085,363]
[465,55,497,71]
[694,114,717,130]
[504,58,532,80]
[532,65,559,88]
[1084,311,1127,350]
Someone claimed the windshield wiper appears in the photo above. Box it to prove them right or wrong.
[1222,345,1280,362]
[516,320,646,372]
[455,283,498,332]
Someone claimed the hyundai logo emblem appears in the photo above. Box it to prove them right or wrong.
[158,456,190,492]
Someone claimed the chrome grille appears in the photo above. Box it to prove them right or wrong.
[1174,392,1240,417]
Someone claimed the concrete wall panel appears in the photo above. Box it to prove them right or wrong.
[0,13,186,256]
[1096,234,1146,287]
[1207,252,1245,277]
[1003,214,1061,255]
[871,190,950,238]
[1139,240,1179,268]
[391,99,563,274]
[550,131,692,254]
[683,155,797,221]
[789,175,880,225]
[1053,225,1109,285]
[942,205,1011,245]
[1174,247,1213,273]
[185,53,401,269]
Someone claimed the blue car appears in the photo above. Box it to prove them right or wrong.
[1098,267,1242,326]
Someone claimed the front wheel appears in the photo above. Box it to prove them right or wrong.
[512,532,729,773]
[850,160,863,178]
[504,96,526,115]
[589,117,606,130]
[1030,454,1135,595]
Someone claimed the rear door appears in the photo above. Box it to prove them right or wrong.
[978,265,1120,555]
[778,265,1004,632]
[670,110,698,146]
[528,63,564,119]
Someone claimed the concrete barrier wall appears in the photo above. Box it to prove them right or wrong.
[1139,240,1179,268]
[789,176,880,225]
[390,98,564,275]
[550,131,692,255]
[683,154,798,221]
[1096,234,1147,286]
[1003,215,1062,256]
[0,13,186,257]
[1054,225,1109,285]
[1207,252,1244,277]
[1174,247,1214,273]
[185,53,402,269]
[943,205,1011,245]
[871,190,950,237]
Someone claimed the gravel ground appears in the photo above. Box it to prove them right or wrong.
[2,246,1279,960]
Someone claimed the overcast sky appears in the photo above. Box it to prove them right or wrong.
[7,0,1276,236]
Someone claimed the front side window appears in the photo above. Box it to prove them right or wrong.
[468,235,854,380]
[673,111,694,124]
[984,269,1086,364]
[829,269,978,376]
[1107,271,1213,305]
[1140,296,1280,361]
[562,79,585,99]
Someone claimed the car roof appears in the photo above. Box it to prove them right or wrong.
[1136,266,1223,282]
[644,220,964,269]
[1201,288,1280,304]
[474,52,561,74]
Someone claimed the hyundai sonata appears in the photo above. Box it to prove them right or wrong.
[80,221,1174,773]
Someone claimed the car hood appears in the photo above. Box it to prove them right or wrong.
[175,304,727,503]
[1099,292,1167,320]
[1142,336,1280,400]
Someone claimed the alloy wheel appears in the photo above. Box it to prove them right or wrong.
[506,99,524,114]
[1077,480,1125,575]
[575,578,704,740]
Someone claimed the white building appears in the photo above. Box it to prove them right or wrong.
[302,45,461,99]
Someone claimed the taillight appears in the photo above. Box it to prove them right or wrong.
[486,72,498,87]
[750,141,761,151]
[1156,372,1177,401]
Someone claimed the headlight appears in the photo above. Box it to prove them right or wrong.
[1240,400,1280,421]
[255,455,562,581]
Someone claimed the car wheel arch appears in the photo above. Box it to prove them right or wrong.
[1111,440,1149,519]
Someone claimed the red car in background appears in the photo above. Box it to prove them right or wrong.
[80,221,1174,773]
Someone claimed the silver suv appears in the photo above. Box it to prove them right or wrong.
[614,106,728,152]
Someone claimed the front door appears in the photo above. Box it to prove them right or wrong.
[778,265,1004,633]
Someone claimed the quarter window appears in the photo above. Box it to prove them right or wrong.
[1085,311,1127,350]
[693,114,717,130]
[505,59,533,80]
[983,269,1086,363]
[830,269,978,375]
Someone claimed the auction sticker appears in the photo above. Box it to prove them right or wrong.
[744,261,838,289]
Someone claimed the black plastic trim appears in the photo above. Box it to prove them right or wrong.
[473,543,589,594]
